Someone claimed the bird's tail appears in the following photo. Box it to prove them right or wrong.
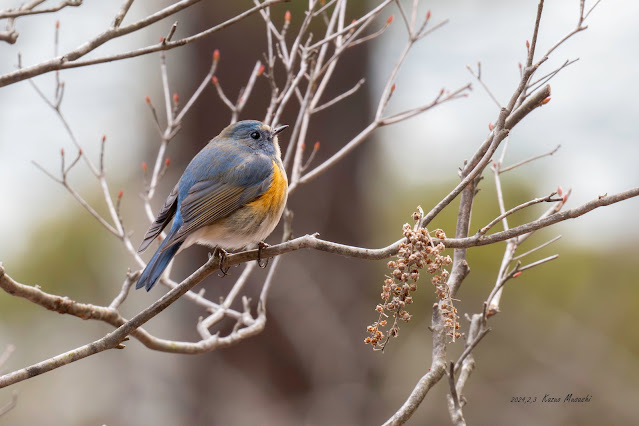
[136,227,183,292]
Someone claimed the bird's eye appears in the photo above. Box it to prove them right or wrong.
[250,131,260,140]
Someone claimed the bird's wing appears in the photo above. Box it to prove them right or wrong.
[162,155,274,249]
[138,183,179,253]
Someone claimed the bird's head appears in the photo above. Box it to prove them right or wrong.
[219,120,288,158]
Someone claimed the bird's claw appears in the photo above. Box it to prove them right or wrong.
[257,241,270,268]
[216,247,231,277]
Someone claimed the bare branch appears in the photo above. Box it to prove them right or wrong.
[518,254,559,272]
[454,323,490,373]
[112,0,134,28]
[307,0,393,51]
[197,262,257,338]
[379,83,470,125]
[500,144,560,173]
[0,253,221,388]
[211,76,236,111]
[420,85,552,229]
[0,345,15,370]
[160,52,174,128]
[0,0,81,20]
[108,271,139,310]
[32,159,120,236]
[291,121,378,193]
[382,305,447,425]
[466,62,501,108]
[512,235,561,261]
[312,78,365,114]
[347,17,392,49]
[0,391,17,417]
[583,0,602,21]
[478,192,560,235]
[0,0,287,87]
[526,59,578,96]
[446,361,466,426]
[209,186,639,270]
[234,61,264,121]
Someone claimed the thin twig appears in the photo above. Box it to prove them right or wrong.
[0,345,15,369]
[466,62,501,108]
[500,144,561,173]
[0,391,17,417]
[0,0,81,19]
[518,254,559,272]
[512,235,561,261]
[312,78,365,113]
[478,193,560,235]
[454,327,490,374]
[0,0,287,87]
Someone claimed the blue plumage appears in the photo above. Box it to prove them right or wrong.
[136,120,289,291]
[136,222,182,291]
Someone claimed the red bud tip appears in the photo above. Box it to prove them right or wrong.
[211,75,218,85]
[492,161,497,168]
[518,62,522,69]
[351,19,357,25]
[314,141,320,151]
[159,36,165,44]
[55,21,60,29]
[488,123,494,131]
[257,64,265,76]
[440,88,445,96]
[557,186,563,196]
[426,10,431,19]
[102,135,106,143]
[541,97,551,105]
[386,15,394,25]
[78,148,82,155]
[526,40,530,48]
[284,10,291,22]
[213,49,220,62]
[390,83,396,93]
[513,271,522,278]
[165,157,170,167]
[145,95,151,104]
[173,93,179,103]
[562,194,568,203]
[301,143,306,151]
[117,190,123,199]
[60,81,65,87]
[61,148,65,156]
[142,162,147,171]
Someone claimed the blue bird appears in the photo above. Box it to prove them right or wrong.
[136,120,289,291]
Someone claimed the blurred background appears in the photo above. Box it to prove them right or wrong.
[1,1,638,425]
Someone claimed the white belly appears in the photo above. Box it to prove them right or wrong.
[179,202,285,252]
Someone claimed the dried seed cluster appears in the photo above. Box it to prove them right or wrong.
[433,266,460,342]
[366,212,457,350]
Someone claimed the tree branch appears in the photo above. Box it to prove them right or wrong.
[0,0,287,87]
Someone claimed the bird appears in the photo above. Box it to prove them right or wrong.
[136,120,289,291]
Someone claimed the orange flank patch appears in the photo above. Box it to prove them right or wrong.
[248,161,287,214]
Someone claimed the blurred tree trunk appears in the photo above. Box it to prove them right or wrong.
[141,2,377,423]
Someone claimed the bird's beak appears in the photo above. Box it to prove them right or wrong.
[272,124,289,136]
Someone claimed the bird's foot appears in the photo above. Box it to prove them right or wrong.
[257,241,270,268]
[215,247,231,277]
